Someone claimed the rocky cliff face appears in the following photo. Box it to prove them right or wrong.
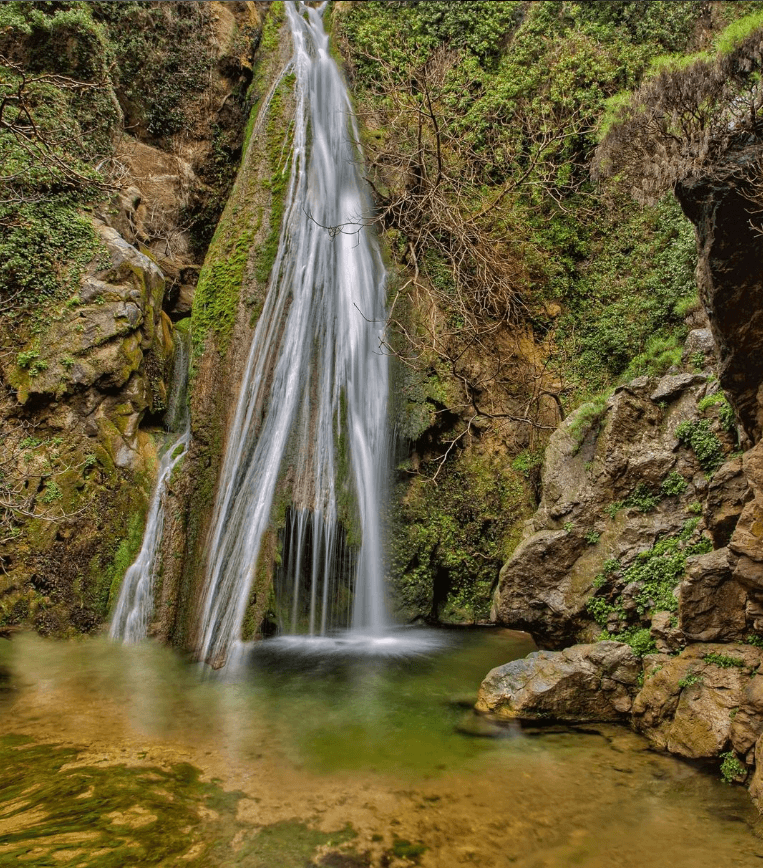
[676,150,763,445]
[493,353,734,647]
[0,1,262,637]
[482,154,763,807]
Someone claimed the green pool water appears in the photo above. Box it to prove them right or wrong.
[0,628,761,867]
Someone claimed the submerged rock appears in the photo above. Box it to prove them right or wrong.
[475,641,640,722]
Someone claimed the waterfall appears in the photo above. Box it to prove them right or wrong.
[196,0,389,665]
[110,326,191,642]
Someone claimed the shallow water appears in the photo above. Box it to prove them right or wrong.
[1,629,762,867]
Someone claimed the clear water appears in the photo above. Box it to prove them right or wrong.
[196,0,389,665]
[1,630,762,867]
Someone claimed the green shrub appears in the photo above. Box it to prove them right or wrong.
[720,751,746,784]
[675,420,725,471]
[602,626,657,657]
[585,529,601,545]
[624,482,660,512]
[660,471,687,497]
[697,391,736,434]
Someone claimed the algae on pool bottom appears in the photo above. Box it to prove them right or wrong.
[1,629,762,867]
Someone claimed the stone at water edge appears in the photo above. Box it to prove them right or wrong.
[475,641,641,722]
[633,643,763,761]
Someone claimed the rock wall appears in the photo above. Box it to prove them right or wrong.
[0,1,263,637]
[492,351,733,648]
[483,148,763,808]
[676,149,763,444]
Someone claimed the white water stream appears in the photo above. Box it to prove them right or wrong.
[110,328,191,642]
[196,1,389,665]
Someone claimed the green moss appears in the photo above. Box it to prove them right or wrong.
[192,69,294,362]
[192,224,255,358]
[103,508,147,615]
[260,1,285,52]
[254,77,295,285]
[390,449,531,623]
[702,652,748,669]
[391,838,427,863]
[0,734,358,866]
[568,393,609,451]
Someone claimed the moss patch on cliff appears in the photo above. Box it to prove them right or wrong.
[192,63,294,361]
[390,448,532,624]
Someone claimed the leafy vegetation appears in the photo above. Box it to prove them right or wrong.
[661,471,688,498]
[675,420,725,472]
[702,652,748,669]
[334,1,752,618]
[596,7,763,206]
[698,391,736,434]
[389,449,531,623]
[720,751,747,784]
[624,482,660,513]
[589,520,712,646]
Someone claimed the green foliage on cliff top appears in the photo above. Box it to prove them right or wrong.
[335,1,713,416]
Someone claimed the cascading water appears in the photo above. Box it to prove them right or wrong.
[196,1,390,665]
[110,327,191,642]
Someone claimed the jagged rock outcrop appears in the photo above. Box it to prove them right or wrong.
[676,150,763,444]
[476,641,640,722]
[492,367,728,647]
[0,221,175,634]
[633,644,763,761]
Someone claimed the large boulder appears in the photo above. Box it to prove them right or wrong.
[679,547,748,643]
[632,643,763,759]
[475,641,640,722]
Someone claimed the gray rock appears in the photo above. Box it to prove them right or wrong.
[650,373,706,403]
[681,328,717,367]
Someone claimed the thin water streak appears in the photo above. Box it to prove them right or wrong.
[110,328,191,642]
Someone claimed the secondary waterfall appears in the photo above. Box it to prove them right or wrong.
[110,326,191,642]
[196,1,389,665]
